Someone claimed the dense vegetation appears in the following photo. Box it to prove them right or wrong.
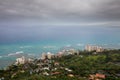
[0,49,120,80]
[54,50,120,79]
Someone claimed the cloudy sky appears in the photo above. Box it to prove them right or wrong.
[0,0,120,43]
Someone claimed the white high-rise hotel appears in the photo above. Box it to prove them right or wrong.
[85,45,104,52]
[41,52,54,60]
[15,56,26,65]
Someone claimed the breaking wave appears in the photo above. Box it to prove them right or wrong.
[8,51,24,56]
[0,56,3,58]
[43,46,56,49]
[76,43,84,46]
[20,46,32,48]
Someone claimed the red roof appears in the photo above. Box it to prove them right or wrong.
[51,72,61,75]
[96,73,105,79]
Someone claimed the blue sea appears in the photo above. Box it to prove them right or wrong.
[0,27,120,68]
[0,39,120,69]
[0,40,82,68]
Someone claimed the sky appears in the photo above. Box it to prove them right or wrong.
[0,0,120,44]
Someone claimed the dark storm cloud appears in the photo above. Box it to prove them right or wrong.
[0,0,120,45]
[0,0,120,25]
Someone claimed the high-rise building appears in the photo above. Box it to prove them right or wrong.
[47,52,53,59]
[41,53,47,60]
[85,45,104,52]
[15,56,26,65]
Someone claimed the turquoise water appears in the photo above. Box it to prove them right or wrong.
[0,40,83,68]
[0,27,120,67]
[0,39,120,68]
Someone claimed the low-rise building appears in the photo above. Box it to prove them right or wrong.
[89,73,105,80]
[68,74,74,77]
[56,51,64,58]
[51,72,61,75]
[54,62,59,66]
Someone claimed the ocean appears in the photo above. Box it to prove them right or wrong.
[0,27,120,68]
[0,40,83,68]
[0,39,120,69]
